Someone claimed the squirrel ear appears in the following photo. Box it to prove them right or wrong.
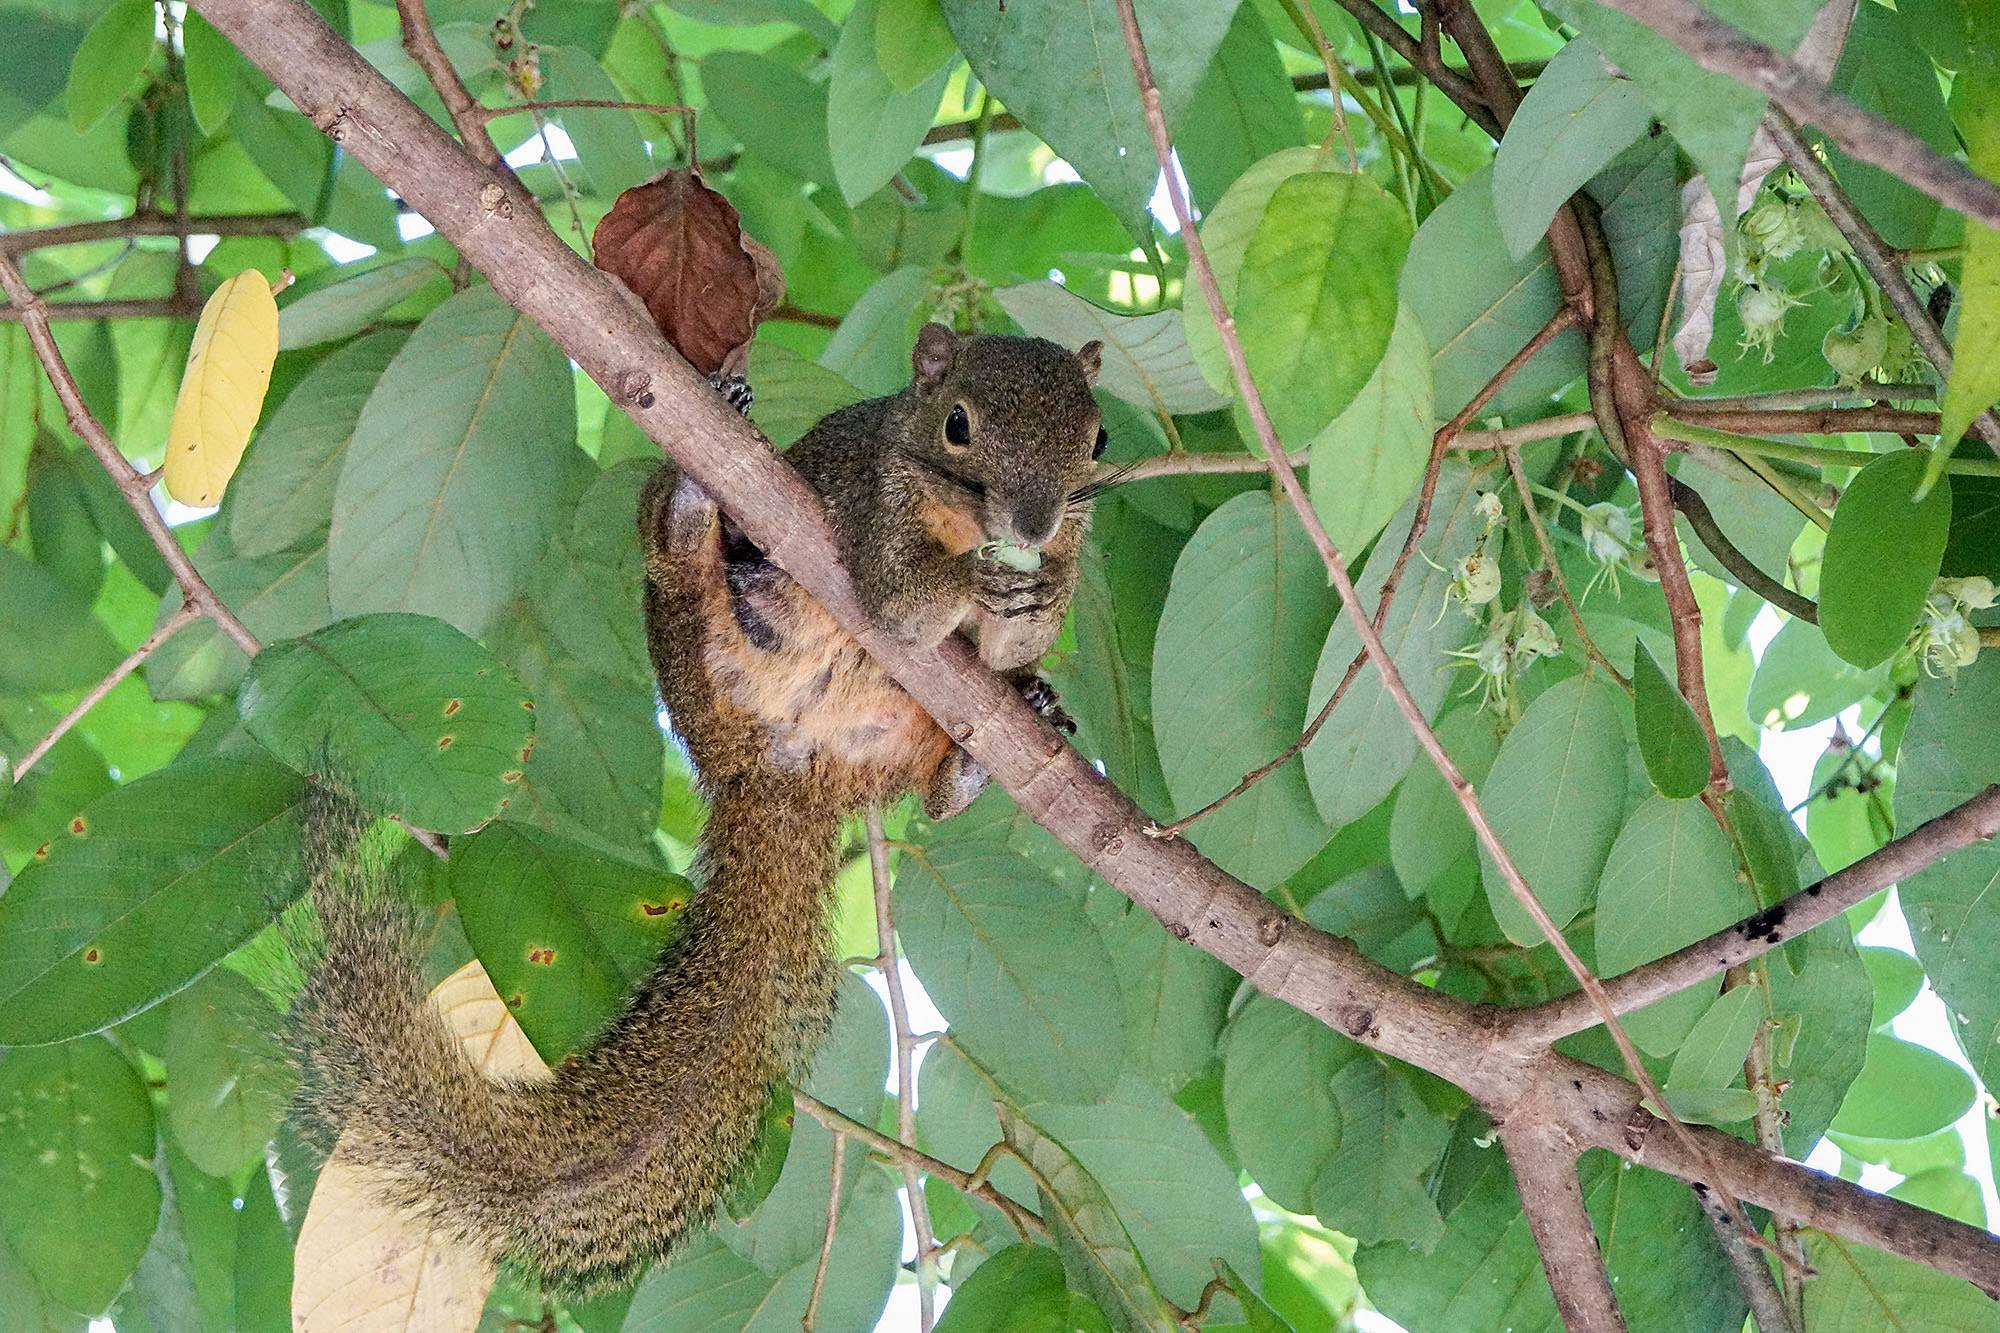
[912,323,957,386]
[1074,340,1103,386]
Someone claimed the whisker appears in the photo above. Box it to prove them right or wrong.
[1071,459,1145,503]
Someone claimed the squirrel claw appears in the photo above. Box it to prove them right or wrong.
[1015,677,1077,735]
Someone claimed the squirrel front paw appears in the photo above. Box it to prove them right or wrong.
[970,559,1059,621]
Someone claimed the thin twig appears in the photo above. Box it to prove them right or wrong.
[1655,416,2000,478]
[0,256,262,659]
[1678,381,1935,410]
[802,1130,845,1331]
[1734,966,1810,1328]
[864,806,937,1333]
[1699,1169,1799,1333]
[1673,405,1942,436]
[1436,308,1580,446]
[0,211,306,256]
[470,98,695,128]
[1765,110,2000,457]
[792,1090,1046,1241]
[395,0,504,167]
[9,602,201,782]
[0,297,199,323]
[1448,413,1597,452]
[1669,477,1819,622]
[1502,446,1628,688]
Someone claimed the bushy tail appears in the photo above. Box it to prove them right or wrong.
[293,777,847,1291]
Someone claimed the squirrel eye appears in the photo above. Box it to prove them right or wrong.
[944,403,971,447]
[1092,425,1108,460]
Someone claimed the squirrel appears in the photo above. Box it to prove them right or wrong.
[292,322,1106,1292]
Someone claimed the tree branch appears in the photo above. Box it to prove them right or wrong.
[187,0,2000,1291]
[0,297,196,322]
[1588,0,2000,230]
[1500,1124,1627,1332]
[1511,785,2000,1044]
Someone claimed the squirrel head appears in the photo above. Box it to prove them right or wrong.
[892,323,1104,549]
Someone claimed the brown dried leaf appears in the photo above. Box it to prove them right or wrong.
[591,167,783,376]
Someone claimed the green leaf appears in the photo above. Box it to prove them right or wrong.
[534,48,652,199]
[1302,471,1485,826]
[829,0,952,205]
[1744,615,1890,731]
[1936,67,2000,473]
[1658,1087,1759,1126]
[145,533,333,701]
[722,1081,794,1223]
[1092,893,1235,1096]
[1895,656,2000,1091]
[997,1104,1180,1333]
[1478,674,1629,945]
[1491,35,1654,261]
[0,546,121,696]
[701,51,838,194]
[1177,2,1305,216]
[328,283,579,640]
[624,1168,899,1332]
[0,1038,161,1316]
[942,0,1239,241]
[1665,985,1762,1092]
[67,0,154,133]
[1313,1060,1449,1250]
[1358,1151,1744,1333]
[230,327,407,557]
[919,1046,1256,1313]
[1390,707,1500,896]
[1819,450,1952,668]
[711,977,888,1271]
[875,0,958,93]
[277,258,449,351]
[895,838,1124,1102]
[450,822,687,1062]
[1858,946,1925,1029]
[747,342,866,449]
[181,8,240,136]
[1221,995,1357,1214]
[1306,303,1433,558]
[1543,0,1815,229]
[1183,146,1341,394]
[163,967,295,1177]
[994,281,1228,417]
[1236,172,1409,446]
[1632,639,1710,798]
[934,1244,1074,1333]
[0,757,306,1045]
[1153,493,1338,886]
[1595,796,1750,1056]
[240,613,535,832]
[1830,1034,1978,1140]
[1763,906,1872,1158]
[1403,163,1581,420]
[1823,2,1958,253]
[1023,1073,1261,1309]
[1807,1233,2000,1328]
[821,265,933,395]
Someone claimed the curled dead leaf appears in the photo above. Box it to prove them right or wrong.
[591,166,784,377]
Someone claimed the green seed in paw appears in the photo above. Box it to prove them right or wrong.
[978,542,1043,572]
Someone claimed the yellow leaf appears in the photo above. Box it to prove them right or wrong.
[163,270,279,507]
[292,960,548,1333]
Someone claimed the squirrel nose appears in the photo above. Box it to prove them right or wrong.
[1004,496,1064,549]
